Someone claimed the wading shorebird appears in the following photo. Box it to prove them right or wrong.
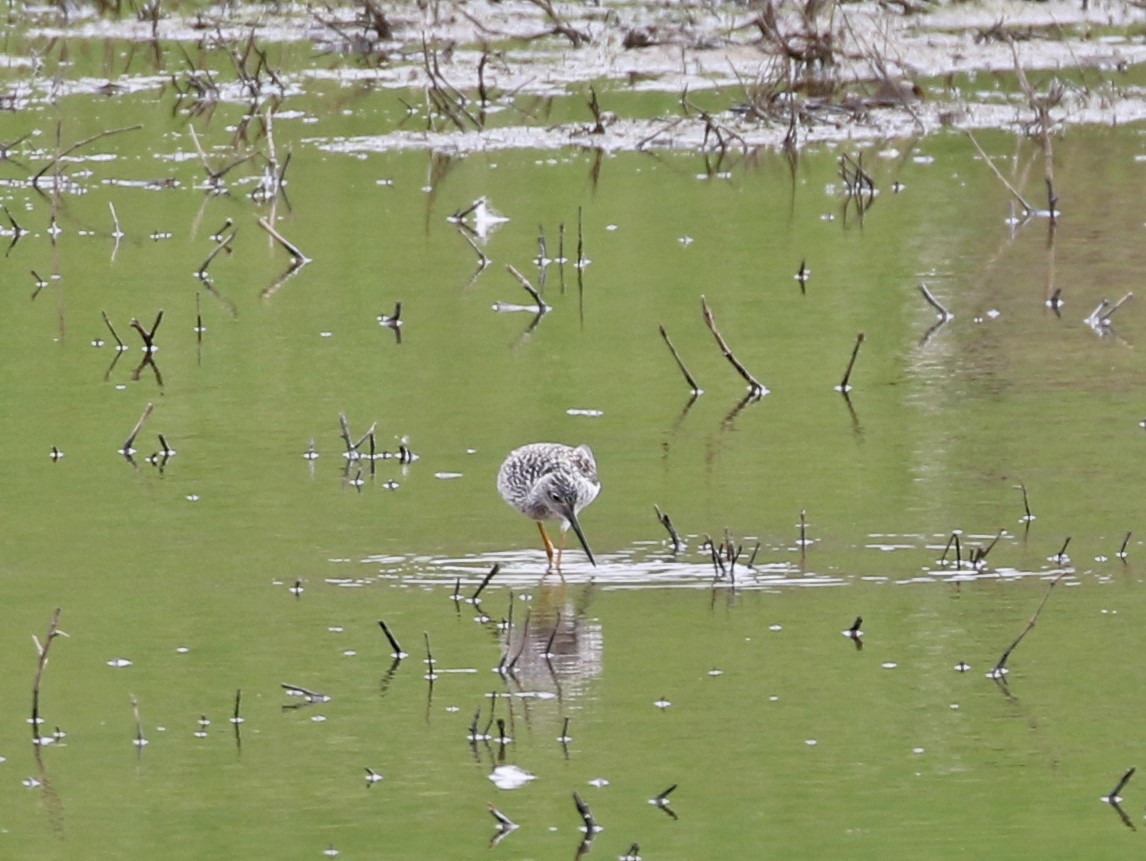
[497,443,600,568]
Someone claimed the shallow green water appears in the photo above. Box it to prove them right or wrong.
[3,15,1146,860]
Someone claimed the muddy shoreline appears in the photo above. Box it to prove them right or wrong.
[14,0,1146,152]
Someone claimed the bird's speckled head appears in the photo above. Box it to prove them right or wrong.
[527,470,585,526]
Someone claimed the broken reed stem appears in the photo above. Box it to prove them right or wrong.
[573,791,597,831]
[576,206,585,268]
[423,631,435,672]
[353,421,377,453]
[108,202,122,238]
[976,529,1004,564]
[654,505,683,553]
[123,402,155,453]
[472,563,499,602]
[990,572,1066,677]
[545,612,561,657]
[1018,482,1034,520]
[965,130,1035,214]
[377,619,404,657]
[658,324,702,395]
[338,413,354,453]
[1109,767,1135,801]
[1099,292,1133,323]
[32,124,143,185]
[838,332,865,391]
[459,228,490,268]
[198,229,237,278]
[918,283,951,321]
[131,694,145,745]
[1118,532,1131,559]
[31,608,63,743]
[1009,40,1057,221]
[700,295,767,396]
[101,311,125,349]
[1055,536,1071,562]
[256,216,311,265]
[505,264,548,313]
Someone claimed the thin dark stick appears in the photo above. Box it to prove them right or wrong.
[423,632,436,678]
[1018,482,1034,521]
[974,529,1004,565]
[232,689,243,724]
[700,295,767,396]
[654,505,683,553]
[198,228,236,279]
[575,206,585,269]
[472,563,499,602]
[506,609,530,673]
[988,572,1066,678]
[918,283,951,321]
[33,124,143,184]
[31,608,63,743]
[837,332,865,392]
[799,509,808,546]
[1118,532,1131,560]
[544,613,562,658]
[122,402,155,454]
[377,620,406,658]
[939,532,957,565]
[101,311,126,351]
[1055,536,1071,563]
[795,258,809,293]
[573,792,597,832]
[658,324,703,395]
[1107,767,1135,802]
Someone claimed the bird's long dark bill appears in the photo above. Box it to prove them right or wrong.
[566,509,597,566]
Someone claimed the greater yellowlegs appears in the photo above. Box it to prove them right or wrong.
[497,443,600,568]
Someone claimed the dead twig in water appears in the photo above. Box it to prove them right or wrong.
[1104,767,1135,804]
[131,694,147,747]
[987,572,1066,679]
[700,295,767,397]
[129,310,163,353]
[504,264,550,314]
[377,619,407,659]
[658,324,702,395]
[471,564,500,603]
[965,131,1035,215]
[654,505,683,553]
[121,402,155,455]
[32,124,143,187]
[836,332,864,392]
[1009,39,1060,222]
[198,228,236,280]
[31,608,65,744]
[256,216,311,265]
[1017,482,1035,522]
[918,283,951,321]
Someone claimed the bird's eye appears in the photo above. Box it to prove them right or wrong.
[550,491,562,502]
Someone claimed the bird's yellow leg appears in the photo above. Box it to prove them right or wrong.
[537,522,557,566]
[555,530,567,570]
